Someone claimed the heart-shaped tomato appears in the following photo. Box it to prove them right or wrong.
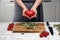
[25,10,35,17]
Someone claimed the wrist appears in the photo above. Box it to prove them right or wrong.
[23,7,28,10]
[31,7,36,10]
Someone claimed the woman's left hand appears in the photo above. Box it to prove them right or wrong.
[30,8,37,19]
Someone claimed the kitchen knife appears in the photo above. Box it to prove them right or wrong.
[46,22,54,35]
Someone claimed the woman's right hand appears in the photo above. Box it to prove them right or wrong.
[22,8,29,18]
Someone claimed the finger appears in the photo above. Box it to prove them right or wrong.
[22,10,26,16]
[22,14,24,16]
[30,13,37,19]
[22,10,30,19]
[34,12,37,18]
[30,16,35,19]
[22,11,24,16]
[34,15,36,18]
[24,14,30,18]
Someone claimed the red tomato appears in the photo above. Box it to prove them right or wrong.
[40,31,45,38]
[39,31,49,38]
[25,10,35,17]
[7,23,14,31]
[44,31,49,37]
[46,32,49,36]
[44,33,47,37]
[40,34,43,38]
[7,27,13,31]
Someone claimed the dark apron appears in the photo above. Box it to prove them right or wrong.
[13,0,44,22]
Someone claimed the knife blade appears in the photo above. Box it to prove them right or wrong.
[46,22,54,35]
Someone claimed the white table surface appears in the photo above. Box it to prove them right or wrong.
[0,22,60,40]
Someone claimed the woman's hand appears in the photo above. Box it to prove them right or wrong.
[22,8,37,19]
[29,8,37,19]
[22,8,30,18]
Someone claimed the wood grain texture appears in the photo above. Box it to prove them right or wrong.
[13,22,45,33]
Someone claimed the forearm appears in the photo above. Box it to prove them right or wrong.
[16,0,27,9]
[32,0,42,9]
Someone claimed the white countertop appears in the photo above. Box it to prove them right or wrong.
[0,22,60,40]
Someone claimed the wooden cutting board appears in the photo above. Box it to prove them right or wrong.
[13,22,45,33]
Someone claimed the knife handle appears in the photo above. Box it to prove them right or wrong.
[47,22,49,26]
